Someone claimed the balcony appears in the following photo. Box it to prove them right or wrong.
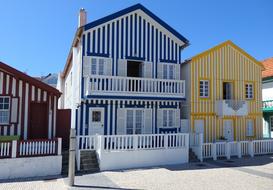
[84,75,185,98]
[215,100,248,116]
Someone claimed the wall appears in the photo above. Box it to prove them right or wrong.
[262,81,273,100]
[98,148,188,171]
[0,155,62,180]
[189,42,263,142]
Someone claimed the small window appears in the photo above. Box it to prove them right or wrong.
[162,109,175,128]
[162,63,175,79]
[92,111,101,122]
[246,119,254,137]
[245,83,254,99]
[0,97,10,124]
[199,80,209,98]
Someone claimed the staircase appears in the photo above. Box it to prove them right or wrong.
[189,148,199,162]
[79,150,100,173]
[61,150,69,176]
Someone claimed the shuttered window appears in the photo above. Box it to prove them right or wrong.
[163,109,175,128]
[0,97,10,124]
[200,80,209,98]
[245,83,254,99]
[91,57,106,75]
[162,64,175,79]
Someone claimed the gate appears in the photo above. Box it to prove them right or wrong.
[56,109,71,149]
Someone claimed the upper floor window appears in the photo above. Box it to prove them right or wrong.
[0,97,10,124]
[91,58,105,75]
[199,80,209,98]
[163,64,175,79]
[245,83,254,99]
[163,109,175,128]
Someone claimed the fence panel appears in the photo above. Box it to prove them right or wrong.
[0,141,11,158]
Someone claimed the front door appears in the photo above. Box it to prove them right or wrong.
[194,119,204,134]
[29,103,48,139]
[88,108,104,135]
[126,109,143,134]
[223,119,234,141]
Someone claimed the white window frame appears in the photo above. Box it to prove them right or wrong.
[162,109,175,128]
[126,108,144,135]
[91,57,106,75]
[246,119,254,137]
[0,96,10,125]
[162,63,175,79]
[245,83,254,99]
[199,80,209,98]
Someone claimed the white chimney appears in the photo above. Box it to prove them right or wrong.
[78,8,87,28]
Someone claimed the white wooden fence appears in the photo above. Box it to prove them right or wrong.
[190,133,273,162]
[0,138,62,159]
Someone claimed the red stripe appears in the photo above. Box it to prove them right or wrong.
[8,75,12,95]
[2,73,6,95]
[21,81,25,139]
[27,83,31,139]
[14,78,20,136]
[35,86,38,102]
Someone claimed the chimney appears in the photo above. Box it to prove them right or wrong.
[78,8,87,28]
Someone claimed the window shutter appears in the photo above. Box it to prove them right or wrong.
[118,59,127,76]
[157,63,163,79]
[143,62,152,78]
[10,97,19,123]
[175,64,180,80]
[144,109,152,134]
[82,56,91,77]
[105,58,112,76]
[157,109,163,128]
[175,109,180,128]
[116,108,126,135]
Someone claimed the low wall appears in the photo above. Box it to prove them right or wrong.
[98,148,188,171]
[0,155,62,180]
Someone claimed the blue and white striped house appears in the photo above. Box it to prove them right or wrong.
[57,4,189,138]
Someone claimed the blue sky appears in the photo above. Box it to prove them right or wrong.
[0,0,272,76]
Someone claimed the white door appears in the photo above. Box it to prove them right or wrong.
[194,119,204,134]
[223,119,234,141]
[126,109,144,134]
[88,108,104,135]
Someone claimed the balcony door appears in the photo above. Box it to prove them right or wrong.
[223,82,234,100]
[126,109,143,135]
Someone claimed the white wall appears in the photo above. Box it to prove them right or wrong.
[0,155,62,180]
[98,148,188,171]
[262,81,273,100]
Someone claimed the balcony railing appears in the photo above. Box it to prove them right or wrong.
[215,100,248,116]
[85,75,185,98]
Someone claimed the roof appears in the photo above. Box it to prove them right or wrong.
[262,58,273,78]
[0,61,61,96]
[84,3,189,44]
[185,40,264,69]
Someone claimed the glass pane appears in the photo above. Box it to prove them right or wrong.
[98,59,104,75]
[163,110,168,127]
[126,110,134,134]
[135,110,142,134]
[169,65,174,79]
[0,104,3,109]
[91,58,97,74]
[4,104,9,110]
[0,98,3,103]
[92,111,101,122]
[163,65,168,79]
[4,98,9,103]
[168,110,174,127]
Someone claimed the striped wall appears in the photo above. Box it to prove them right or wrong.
[76,99,181,136]
[189,41,263,142]
[0,70,58,139]
[82,9,185,77]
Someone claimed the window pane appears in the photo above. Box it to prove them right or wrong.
[91,58,97,74]
[92,111,101,122]
[4,98,9,103]
[98,59,104,75]
[163,110,168,127]
[126,110,134,134]
[169,65,174,79]
[163,65,168,79]
[168,110,174,127]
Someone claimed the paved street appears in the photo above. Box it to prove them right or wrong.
[1,155,273,190]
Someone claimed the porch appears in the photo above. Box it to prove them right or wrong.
[76,133,189,171]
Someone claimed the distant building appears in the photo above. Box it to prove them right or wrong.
[35,73,58,88]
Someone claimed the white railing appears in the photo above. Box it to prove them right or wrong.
[253,140,273,155]
[18,139,61,157]
[0,141,11,158]
[241,141,249,156]
[216,142,226,157]
[216,100,248,116]
[77,136,96,150]
[202,143,213,159]
[85,75,185,97]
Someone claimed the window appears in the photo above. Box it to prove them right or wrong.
[92,111,101,122]
[163,109,175,128]
[199,80,209,98]
[0,97,10,124]
[246,119,254,137]
[223,82,233,99]
[245,83,254,99]
[91,58,105,75]
[162,64,175,79]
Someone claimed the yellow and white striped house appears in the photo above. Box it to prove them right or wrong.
[181,40,264,142]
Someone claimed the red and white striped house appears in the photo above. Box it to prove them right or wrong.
[0,61,61,139]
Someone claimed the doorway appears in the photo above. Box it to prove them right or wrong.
[223,82,233,99]
[127,60,143,78]
[29,102,48,139]
[88,108,105,135]
[223,119,234,141]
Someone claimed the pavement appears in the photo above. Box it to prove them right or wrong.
[1,155,273,190]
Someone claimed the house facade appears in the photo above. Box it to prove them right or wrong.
[181,41,264,143]
[262,58,273,138]
[0,62,61,139]
[57,4,189,137]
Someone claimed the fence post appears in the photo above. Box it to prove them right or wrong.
[57,138,62,155]
[226,142,231,160]
[199,134,204,162]
[164,134,168,149]
[248,141,254,157]
[95,134,99,151]
[237,141,242,158]
[133,135,138,150]
[11,140,17,158]
[212,143,217,161]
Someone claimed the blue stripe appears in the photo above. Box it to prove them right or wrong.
[139,16,141,57]
[164,35,166,60]
[87,32,90,54]
[102,26,105,54]
[126,17,128,57]
[159,104,178,108]
[155,103,157,133]
[115,105,117,135]
[124,104,145,108]
[121,18,124,59]
[82,34,86,56]
[151,25,154,62]
[130,15,133,57]
[159,32,162,60]
[171,40,174,61]
[168,37,170,60]
[112,22,115,75]
[179,46,181,63]
[175,43,178,62]
[80,104,83,135]
[134,13,137,55]
[98,28,101,53]
[147,22,150,61]
[107,24,110,55]
[116,20,119,75]
[125,56,145,61]
[86,95,185,101]
[86,52,109,57]
[155,29,158,77]
[143,19,146,59]
[159,59,177,63]
[92,30,96,53]
[110,104,113,135]
[75,109,78,135]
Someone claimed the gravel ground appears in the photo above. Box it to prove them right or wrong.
[1,155,273,190]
